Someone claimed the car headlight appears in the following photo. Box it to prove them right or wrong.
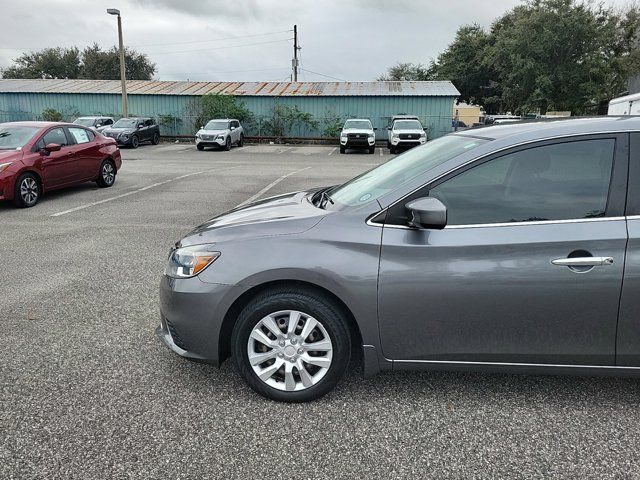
[0,162,12,173]
[340,135,347,140]
[195,133,201,139]
[216,134,226,140]
[392,134,399,139]
[165,244,221,278]
[368,133,374,138]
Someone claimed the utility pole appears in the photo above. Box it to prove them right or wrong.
[292,25,300,82]
[107,8,127,118]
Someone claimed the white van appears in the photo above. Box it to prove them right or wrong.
[608,93,640,116]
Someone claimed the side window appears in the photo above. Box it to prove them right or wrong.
[104,118,113,126]
[144,119,153,127]
[41,128,69,147]
[234,121,240,128]
[428,139,616,225]
[69,127,93,144]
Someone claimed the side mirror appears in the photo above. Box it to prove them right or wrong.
[373,127,378,131]
[387,126,391,130]
[230,126,236,131]
[40,143,61,155]
[138,123,144,128]
[405,197,447,229]
[423,128,428,131]
[200,126,204,130]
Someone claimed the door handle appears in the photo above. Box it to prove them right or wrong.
[551,256,614,267]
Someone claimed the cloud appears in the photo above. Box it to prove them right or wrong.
[0,0,633,82]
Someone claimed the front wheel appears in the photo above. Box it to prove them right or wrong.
[196,144,205,151]
[225,137,231,151]
[368,146,375,154]
[238,134,244,147]
[232,289,351,402]
[152,132,160,145]
[130,135,139,149]
[339,146,345,154]
[13,173,41,208]
[97,160,116,188]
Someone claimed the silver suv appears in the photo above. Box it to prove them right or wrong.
[196,119,244,151]
[339,118,376,154]
[72,116,114,133]
[387,115,426,153]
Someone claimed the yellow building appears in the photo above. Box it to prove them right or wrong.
[453,102,483,126]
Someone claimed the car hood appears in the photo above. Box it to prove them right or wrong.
[179,189,327,246]
[198,129,229,136]
[103,127,135,133]
[0,150,23,162]
[393,129,424,135]
[341,128,373,135]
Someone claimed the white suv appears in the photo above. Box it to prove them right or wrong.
[196,119,244,151]
[339,119,376,154]
[387,116,426,154]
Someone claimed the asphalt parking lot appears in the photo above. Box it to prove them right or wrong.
[2,143,640,479]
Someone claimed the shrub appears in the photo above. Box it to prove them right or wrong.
[41,108,63,122]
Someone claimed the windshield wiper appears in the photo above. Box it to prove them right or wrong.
[314,187,334,209]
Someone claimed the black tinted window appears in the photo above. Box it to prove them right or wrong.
[428,139,615,225]
[42,128,68,146]
[144,119,153,126]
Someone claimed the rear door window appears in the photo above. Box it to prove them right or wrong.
[68,127,93,144]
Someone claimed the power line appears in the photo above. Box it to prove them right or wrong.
[158,67,290,76]
[300,68,346,81]
[130,30,293,48]
[150,38,292,55]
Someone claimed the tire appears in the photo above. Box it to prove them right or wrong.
[152,132,160,145]
[225,137,231,151]
[13,172,41,208]
[389,146,396,154]
[368,147,375,154]
[238,134,244,147]
[130,135,139,149]
[339,146,346,154]
[232,289,351,402]
[96,159,116,188]
[197,144,205,151]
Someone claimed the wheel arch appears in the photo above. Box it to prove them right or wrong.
[16,169,44,194]
[218,279,364,366]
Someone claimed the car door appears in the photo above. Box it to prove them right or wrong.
[232,120,240,143]
[67,127,100,181]
[142,119,153,141]
[378,134,628,366]
[37,127,76,188]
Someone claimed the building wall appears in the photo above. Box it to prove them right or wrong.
[0,92,456,139]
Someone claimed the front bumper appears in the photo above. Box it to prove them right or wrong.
[341,138,375,148]
[157,274,246,365]
[196,136,226,147]
[0,172,15,201]
[390,138,426,147]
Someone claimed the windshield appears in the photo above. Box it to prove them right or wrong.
[326,135,489,208]
[204,120,230,130]
[393,120,423,130]
[343,120,372,130]
[73,118,95,127]
[0,126,41,150]
[112,119,138,128]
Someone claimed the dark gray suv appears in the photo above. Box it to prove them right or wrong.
[157,116,640,402]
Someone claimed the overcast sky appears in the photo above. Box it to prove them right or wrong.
[0,0,632,83]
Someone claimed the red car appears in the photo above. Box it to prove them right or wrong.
[0,121,122,208]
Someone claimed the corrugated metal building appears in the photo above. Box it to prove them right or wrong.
[0,79,460,139]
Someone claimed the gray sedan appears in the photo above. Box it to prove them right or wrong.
[157,116,640,402]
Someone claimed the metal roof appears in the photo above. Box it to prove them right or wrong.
[0,79,460,97]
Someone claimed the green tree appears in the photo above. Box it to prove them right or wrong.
[41,108,63,122]
[81,43,155,80]
[1,44,156,80]
[2,47,81,79]
[377,62,437,81]
[262,104,318,138]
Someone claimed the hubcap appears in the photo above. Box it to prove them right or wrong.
[247,310,333,392]
[20,178,38,204]
[102,163,115,185]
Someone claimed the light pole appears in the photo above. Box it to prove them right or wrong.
[107,8,127,118]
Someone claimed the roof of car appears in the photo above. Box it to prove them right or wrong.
[0,121,74,128]
[455,116,640,141]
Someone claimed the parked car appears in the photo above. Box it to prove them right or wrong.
[195,119,244,151]
[73,116,115,133]
[339,118,376,154]
[157,116,640,402]
[0,121,121,208]
[102,117,160,148]
[387,115,427,153]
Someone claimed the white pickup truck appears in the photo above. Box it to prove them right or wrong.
[608,93,640,115]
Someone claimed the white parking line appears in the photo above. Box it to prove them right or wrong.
[237,167,311,207]
[328,147,337,156]
[50,171,206,217]
[278,147,294,154]
[379,148,383,156]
